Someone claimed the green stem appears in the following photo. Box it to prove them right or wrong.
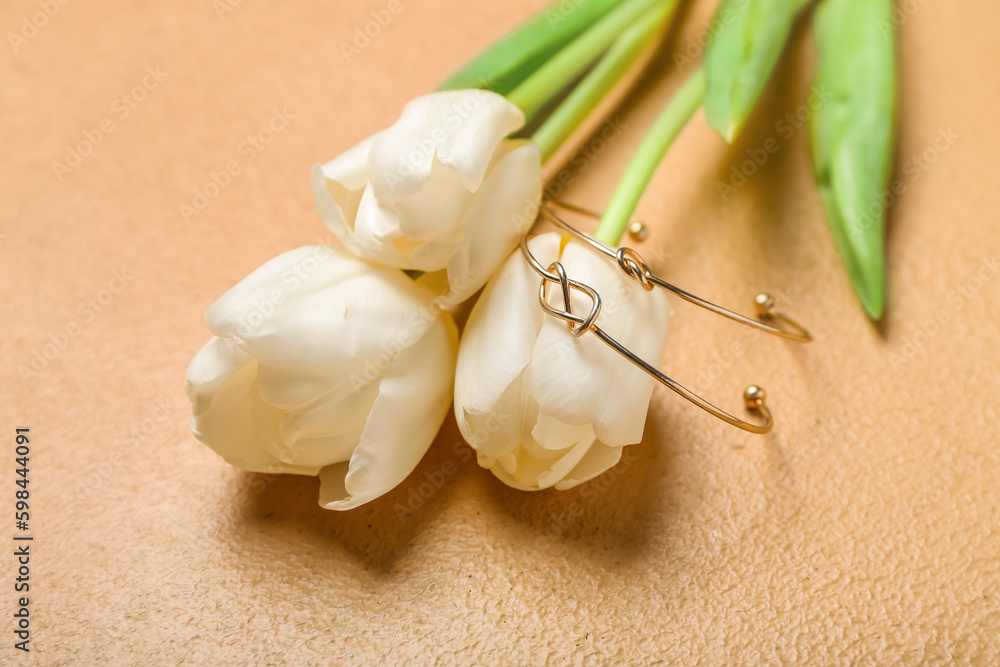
[531,1,679,162]
[438,0,620,95]
[595,67,706,245]
[506,0,660,120]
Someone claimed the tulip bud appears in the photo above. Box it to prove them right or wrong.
[311,90,542,305]
[185,246,458,510]
[454,233,672,491]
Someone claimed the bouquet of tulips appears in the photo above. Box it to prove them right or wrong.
[185,0,896,509]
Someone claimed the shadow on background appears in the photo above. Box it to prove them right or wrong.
[226,415,475,574]
[222,409,680,574]
[478,413,675,567]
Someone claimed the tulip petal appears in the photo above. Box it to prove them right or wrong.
[252,357,369,411]
[367,90,526,200]
[274,372,380,444]
[352,185,462,272]
[442,139,542,304]
[207,246,442,372]
[454,234,558,419]
[351,185,408,267]
[461,374,536,460]
[392,160,474,242]
[495,418,599,491]
[185,336,318,475]
[529,240,671,447]
[310,135,377,256]
[536,438,595,490]
[318,133,376,189]
[486,434,596,492]
[531,411,594,451]
[398,227,464,275]
[487,456,545,492]
[269,430,364,471]
[311,163,363,257]
[320,313,459,510]
[206,245,358,335]
[553,442,624,490]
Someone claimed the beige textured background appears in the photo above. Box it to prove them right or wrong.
[3,0,999,664]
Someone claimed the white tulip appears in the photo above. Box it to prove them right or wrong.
[454,233,672,491]
[184,246,458,510]
[311,89,542,305]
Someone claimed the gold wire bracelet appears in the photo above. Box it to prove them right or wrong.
[519,202,813,435]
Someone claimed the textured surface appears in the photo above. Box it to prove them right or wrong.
[3,0,999,664]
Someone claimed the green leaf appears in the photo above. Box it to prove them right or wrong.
[505,0,661,119]
[438,0,620,95]
[531,1,680,162]
[596,68,706,246]
[704,0,811,142]
[811,0,896,319]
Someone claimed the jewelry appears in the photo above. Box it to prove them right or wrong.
[519,202,812,434]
